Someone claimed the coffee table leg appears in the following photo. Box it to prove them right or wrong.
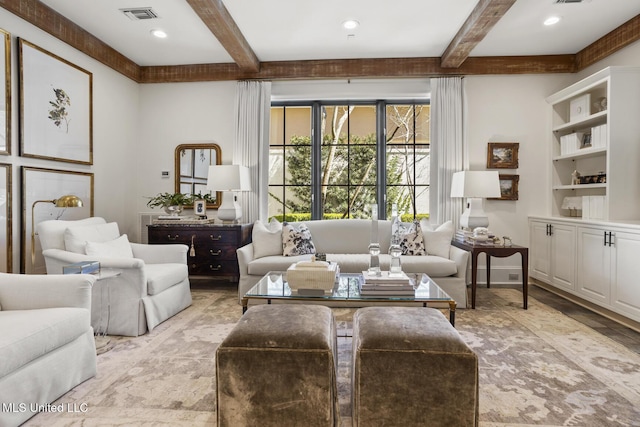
[242,297,248,314]
[449,301,456,327]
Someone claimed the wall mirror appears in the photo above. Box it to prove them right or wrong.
[175,143,222,208]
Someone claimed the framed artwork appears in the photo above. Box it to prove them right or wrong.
[175,143,221,207]
[1,29,10,155]
[491,174,519,200]
[19,38,93,165]
[0,163,12,272]
[487,142,519,169]
[21,166,94,274]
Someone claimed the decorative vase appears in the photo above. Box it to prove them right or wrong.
[164,205,183,216]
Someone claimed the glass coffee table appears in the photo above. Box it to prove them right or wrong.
[242,272,457,326]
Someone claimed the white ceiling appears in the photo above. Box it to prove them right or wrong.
[39,0,640,67]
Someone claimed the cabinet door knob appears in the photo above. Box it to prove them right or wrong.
[210,249,222,256]
[209,264,222,271]
[167,234,179,240]
[210,234,222,241]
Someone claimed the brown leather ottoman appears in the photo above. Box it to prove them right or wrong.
[216,304,338,426]
[352,306,479,427]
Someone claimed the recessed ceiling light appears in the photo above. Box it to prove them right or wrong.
[544,16,561,26]
[342,20,359,30]
[150,29,167,38]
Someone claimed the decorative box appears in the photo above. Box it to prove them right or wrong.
[569,93,591,122]
[287,261,339,293]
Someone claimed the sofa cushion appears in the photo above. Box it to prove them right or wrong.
[145,263,189,295]
[0,307,90,378]
[248,254,311,276]
[64,222,120,254]
[326,254,371,273]
[392,218,425,255]
[252,218,283,258]
[420,220,454,258]
[85,234,134,258]
[282,222,316,256]
[398,255,457,277]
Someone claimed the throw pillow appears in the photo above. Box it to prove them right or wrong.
[419,219,454,258]
[64,222,120,254]
[391,217,425,256]
[282,222,316,256]
[85,234,134,258]
[252,218,283,258]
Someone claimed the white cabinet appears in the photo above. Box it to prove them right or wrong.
[576,226,611,305]
[529,219,575,292]
[610,230,640,321]
[546,66,640,221]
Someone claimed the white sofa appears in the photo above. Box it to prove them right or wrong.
[237,219,470,307]
[0,273,97,427]
[37,217,192,336]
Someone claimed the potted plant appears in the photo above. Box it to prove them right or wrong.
[146,192,191,216]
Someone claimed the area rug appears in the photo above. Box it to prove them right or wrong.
[23,287,640,426]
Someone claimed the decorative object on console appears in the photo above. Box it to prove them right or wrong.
[487,142,519,169]
[193,199,206,218]
[206,164,250,223]
[451,170,501,230]
[146,192,191,217]
[31,194,83,265]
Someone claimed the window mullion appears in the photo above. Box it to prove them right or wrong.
[376,100,386,219]
[311,102,323,220]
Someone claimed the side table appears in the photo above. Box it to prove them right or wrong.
[93,269,122,354]
[451,239,528,309]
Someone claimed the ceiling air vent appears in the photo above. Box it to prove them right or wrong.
[554,0,582,3]
[120,8,159,20]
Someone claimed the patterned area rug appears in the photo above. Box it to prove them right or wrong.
[23,287,640,426]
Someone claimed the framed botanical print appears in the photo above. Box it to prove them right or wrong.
[1,28,10,155]
[487,142,519,169]
[0,163,11,272]
[21,166,94,274]
[19,38,93,164]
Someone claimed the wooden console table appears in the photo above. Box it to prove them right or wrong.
[148,223,252,281]
[451,239,528,310]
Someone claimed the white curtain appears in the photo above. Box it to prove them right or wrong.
[233,80,272,223]
[429,77,466,229]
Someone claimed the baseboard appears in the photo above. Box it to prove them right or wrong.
[531,278,640,333]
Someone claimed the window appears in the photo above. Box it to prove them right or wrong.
[269,101,429,221]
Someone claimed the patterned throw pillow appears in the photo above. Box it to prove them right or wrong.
[391,217,425,255]
[282,222,316,256]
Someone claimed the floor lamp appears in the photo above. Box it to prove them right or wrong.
[31,194,84,266]
[450,171,501,230]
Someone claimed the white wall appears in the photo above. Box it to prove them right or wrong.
[0,8,139,273]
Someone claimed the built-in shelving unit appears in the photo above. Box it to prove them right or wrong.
[546,66,640,221]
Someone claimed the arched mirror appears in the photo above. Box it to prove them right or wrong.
[175,143,222,208]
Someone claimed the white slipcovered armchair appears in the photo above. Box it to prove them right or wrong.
[37,217,192,336]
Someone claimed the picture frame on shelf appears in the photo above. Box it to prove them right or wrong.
[490,174,519,200]
[580,133,592,149]
[18,38,93,165]
[487,142,519,169]
[21,166,94,274]
[0,163,12,272]
[1,29,10,155]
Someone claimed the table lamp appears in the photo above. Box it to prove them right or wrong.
[206,164,251,222]
[32,194,83,265]
[450,170,501,230]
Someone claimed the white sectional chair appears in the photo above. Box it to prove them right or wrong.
[37,217,192,336]
[0,273,97,427]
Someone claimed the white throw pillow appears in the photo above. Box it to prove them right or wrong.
[252,218,283,258]
[64,222,120,254]
[391,217,425,256]
[419,219,454,258]
[85,234,134,258]
[282,222,316,256]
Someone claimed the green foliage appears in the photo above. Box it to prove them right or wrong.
[48,88,71,133]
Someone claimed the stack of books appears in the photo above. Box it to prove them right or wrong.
[360,271,415,296]
[454,229,473,242]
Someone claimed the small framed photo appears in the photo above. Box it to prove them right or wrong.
[487,142,519,169]
[194,199,206,217]
[580,133,592,149]
[490,174,519,201]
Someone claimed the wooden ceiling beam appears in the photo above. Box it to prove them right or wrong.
[185,0,259,72]
[576,14,640,71]
[140,55,576,83]
[440,0,517,68]
[0,0,141,82]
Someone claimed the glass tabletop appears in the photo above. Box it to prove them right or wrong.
[245,272,454,302]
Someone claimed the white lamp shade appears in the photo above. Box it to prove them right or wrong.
[206,165,251,192]
[450,171,501,199]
